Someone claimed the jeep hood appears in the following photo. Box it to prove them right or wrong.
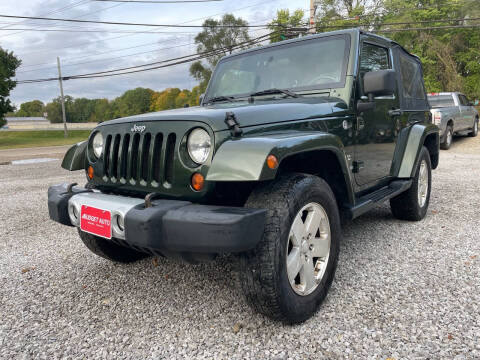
[98,97,348,132]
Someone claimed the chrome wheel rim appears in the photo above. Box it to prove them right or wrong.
[475,121,478,135]
[446,129,452,146]
[417,160,429,208]
[286,202,331,296]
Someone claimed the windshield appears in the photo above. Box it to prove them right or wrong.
[205,35,350,101]
[428,95,455,108]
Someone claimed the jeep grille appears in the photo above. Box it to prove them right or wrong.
[102,131,177,186]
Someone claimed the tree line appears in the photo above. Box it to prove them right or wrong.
[7,86,203,123]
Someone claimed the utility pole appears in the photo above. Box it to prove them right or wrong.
[309,0,317,34]
[57,56,68,138]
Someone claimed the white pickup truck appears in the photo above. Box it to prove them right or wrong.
[428,92,478,149]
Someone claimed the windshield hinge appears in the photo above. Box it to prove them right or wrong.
[224,112,243,138]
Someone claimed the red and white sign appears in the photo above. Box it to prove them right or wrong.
[80,205,112,239]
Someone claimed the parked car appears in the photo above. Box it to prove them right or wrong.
[428,92,478,149]
[48,29,439,323]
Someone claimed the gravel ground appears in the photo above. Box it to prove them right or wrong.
[0,135,479,360]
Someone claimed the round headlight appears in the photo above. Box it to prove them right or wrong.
[92,132,104,158]
[187,128,211,164]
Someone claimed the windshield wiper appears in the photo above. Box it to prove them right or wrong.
[205,95,235,104]
[249,88,300,98]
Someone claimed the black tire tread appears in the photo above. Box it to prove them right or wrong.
[468,118,478,137]
[239,173,340,323]
[440,125,453,150]
[390,146,431,221]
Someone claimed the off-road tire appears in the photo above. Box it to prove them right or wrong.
[469,118,478,137]
[390,146,432,221]
[441,125,453,150]
[238,173,341,324]
[78,229,149,263]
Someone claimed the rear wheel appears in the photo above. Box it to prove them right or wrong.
[441,124,453,150]
[469,118,478,137]
[390,146,432,221]
[238,173,341,324]
[78,229,149,263]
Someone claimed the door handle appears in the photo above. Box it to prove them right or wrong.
[357,117,365,130]
[388,109,402,117]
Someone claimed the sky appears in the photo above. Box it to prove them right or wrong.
[0,0,306,107]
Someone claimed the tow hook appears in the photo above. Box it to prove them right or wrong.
[66,182,93,194]
[145,192,161,208]
[67,183,78,193]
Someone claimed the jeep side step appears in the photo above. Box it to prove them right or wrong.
[345,179,413,220]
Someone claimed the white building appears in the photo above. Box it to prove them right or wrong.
[5,117,50,126]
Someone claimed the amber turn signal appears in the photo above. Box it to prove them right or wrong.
[266,155,278,170]
[87,165,94,179]
[191,172,205,191]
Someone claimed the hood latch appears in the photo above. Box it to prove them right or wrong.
[224,111,243,138]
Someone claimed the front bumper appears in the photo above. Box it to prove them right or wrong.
[48,183,266,255]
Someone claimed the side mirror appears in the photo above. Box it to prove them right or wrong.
[199,93,205,105]
[363,69,396,99]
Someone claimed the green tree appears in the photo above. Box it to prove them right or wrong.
[311,0,480,100]
[15,100,45,117]
[112,87,154,118]
[379,0,480,99]
[268,9,305,43]
[150,88,181,111]
[45,96,74,123]
[188,85,202,106]
[189,14,251,92]
[92,99,112,123]
[0,47,21,127]
[70,98,96,123]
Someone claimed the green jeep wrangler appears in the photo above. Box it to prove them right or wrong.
[48,29,439,323]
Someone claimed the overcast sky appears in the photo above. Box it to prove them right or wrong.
[0,0,305,107]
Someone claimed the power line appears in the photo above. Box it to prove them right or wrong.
[16,42,195,74]
[375,24,480,33]
[17,24,267,71]
[15,0,276,57]
[0,28,199,34]
[69,35,271,80]
[0,0,91,30]
[315,17,480,28]
[7,16,475,34]
[16,33,271,83]
[0,1,124,39]
[71,33,269,78]
[291,23,480,33]
[0,13,284,28]
[19,40,176,68]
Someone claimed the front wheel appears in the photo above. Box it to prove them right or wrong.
[469,118,478,137]
[390,146,432,221]
[238,173,341,324]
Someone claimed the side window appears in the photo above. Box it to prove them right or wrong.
[458,95,468,106]
[359,43,390,74]
[399,54,425,100]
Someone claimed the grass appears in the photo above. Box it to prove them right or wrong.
[0,130,91,150]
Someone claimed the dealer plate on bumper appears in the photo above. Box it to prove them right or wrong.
[80,205,112,239]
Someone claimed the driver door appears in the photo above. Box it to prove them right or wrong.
[354,41,399,186]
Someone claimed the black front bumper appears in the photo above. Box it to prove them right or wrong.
[47,183,267,255]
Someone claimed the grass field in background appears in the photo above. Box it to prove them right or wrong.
[0,130,91,150]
